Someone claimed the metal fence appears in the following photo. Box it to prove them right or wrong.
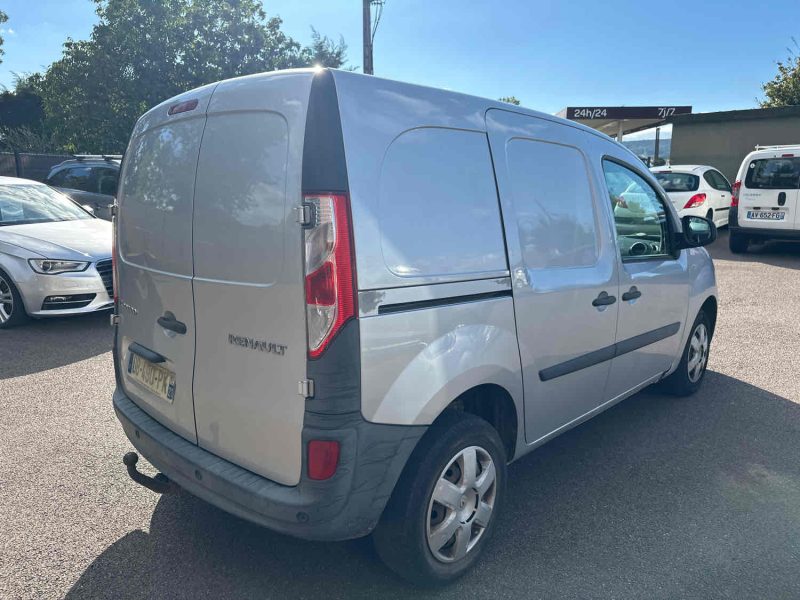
[0,152,72,182]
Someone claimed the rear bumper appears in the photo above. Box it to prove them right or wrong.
[113,388,426,541]
[729,211,800,240]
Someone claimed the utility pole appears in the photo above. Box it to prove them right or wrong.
[362,0,373,75]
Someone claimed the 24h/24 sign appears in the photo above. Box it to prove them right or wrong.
[566,106,692,120]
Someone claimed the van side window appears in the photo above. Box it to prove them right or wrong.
[506,139,598,269]
[602,160,671,261]
[378,128,507,278]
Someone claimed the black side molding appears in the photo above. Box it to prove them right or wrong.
[539,322,681,382]
[378,290,512,315]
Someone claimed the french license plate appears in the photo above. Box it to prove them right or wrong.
[127,352,176,402]
[747,210,785,221]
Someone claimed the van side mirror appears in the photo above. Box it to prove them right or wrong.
[676,215,716,249]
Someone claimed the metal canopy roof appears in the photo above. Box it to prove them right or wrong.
[557,106,692,138]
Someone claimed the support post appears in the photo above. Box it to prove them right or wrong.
[363,0,373,75]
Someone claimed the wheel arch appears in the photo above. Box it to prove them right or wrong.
[435,383,519,461]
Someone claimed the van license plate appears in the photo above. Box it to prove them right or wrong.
[747,211,785,220]
[127,352,176,402]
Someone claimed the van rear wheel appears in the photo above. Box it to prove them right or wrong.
[729,232,748,254]
[373,412,506,586]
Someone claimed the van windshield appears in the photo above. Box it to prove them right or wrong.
[745,157,800,190]
[653,172,699,192]
[0,184,92,226]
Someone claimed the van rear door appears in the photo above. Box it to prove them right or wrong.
[115,86,215,442]
[740,155,800,230]
[191,73,313,486]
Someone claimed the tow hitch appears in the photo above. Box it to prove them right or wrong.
[123,452,176,494]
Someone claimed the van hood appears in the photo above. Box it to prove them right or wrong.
[0,219,112,260]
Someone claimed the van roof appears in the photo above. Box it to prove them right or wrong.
[143,68,636,162]
[326,68,623,144]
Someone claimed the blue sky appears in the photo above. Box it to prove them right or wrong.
[1,0,798,131]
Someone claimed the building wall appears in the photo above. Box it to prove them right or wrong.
[670,116,800,183]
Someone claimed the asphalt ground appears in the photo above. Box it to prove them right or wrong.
[2,229,799,599]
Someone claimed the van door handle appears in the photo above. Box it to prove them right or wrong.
[592,291,617,307]
[622,286,642,301]
[157,312,187,335]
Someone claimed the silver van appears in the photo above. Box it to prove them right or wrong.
[112,69,718,585]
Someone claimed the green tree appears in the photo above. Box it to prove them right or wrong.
[761,42,800,107]
[0,10,7,64]
[37,0,348,152]
[498,96,521,105]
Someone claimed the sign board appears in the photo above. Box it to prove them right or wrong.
[565,106,692,120]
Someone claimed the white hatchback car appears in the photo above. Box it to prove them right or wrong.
[652,165,732,228]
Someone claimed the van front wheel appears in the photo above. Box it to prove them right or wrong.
[373,412,507,586]
[660,310,711,397]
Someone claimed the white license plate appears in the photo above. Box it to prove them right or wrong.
[747,210,785,221]
[127,352,176,402]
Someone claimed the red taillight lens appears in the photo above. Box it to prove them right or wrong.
[303,193,356,359]
[731,180,741,207]
[684,193,707,209]
[307,440,340,480]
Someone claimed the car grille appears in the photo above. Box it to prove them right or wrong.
[96,259,113,298]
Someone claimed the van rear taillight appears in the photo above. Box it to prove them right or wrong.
[302,193,356,359]
[731,180,741,207]
[684,193,706,209]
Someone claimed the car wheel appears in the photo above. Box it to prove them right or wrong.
[0,270,29,329]
[660,310,711,397]
[729,232,748,254]
[373,412,507,586]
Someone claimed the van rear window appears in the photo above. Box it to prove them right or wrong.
[745,157,800,189]
[653,172,699,192]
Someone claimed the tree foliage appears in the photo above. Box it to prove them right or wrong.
[498,96,521,106]
[761,41,800,108]
[34,0,347,152]
[0,10,7,65]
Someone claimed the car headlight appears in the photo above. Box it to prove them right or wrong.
[28,259,90,275]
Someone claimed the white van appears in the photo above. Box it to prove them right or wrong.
[729,145,800,253]
[112,69,718,585]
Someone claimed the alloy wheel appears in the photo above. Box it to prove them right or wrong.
[687,322,709,383]
[426,445,497,563]
[0,274,13,324]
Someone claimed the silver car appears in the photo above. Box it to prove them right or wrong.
[0,177,113,328]
[112,69,718,585]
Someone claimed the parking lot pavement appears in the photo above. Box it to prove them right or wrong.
[2,230,800,600]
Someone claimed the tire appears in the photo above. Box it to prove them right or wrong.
[0,270,29,329]
[373,412,507,586]
[729,232,748,254]
[660,310,711,397]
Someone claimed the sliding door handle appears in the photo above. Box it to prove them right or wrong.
[592,291,617,307]
[622,286,642,301]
